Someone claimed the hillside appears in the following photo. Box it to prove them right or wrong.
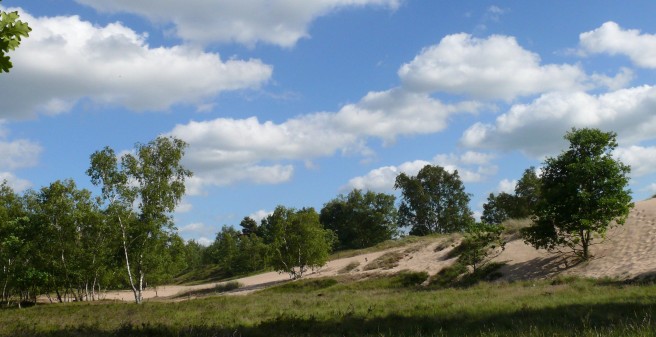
[101,198,656,302]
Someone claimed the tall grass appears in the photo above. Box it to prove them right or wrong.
[3,276,656,336]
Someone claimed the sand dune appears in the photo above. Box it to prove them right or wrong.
[100,198,656,302]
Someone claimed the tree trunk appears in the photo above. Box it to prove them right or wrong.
[118,216,140,304]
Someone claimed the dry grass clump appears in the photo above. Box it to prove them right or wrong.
[363,251,404,270]
[434,233,461,252]
[502,217,532,240]
[338,261,361,274]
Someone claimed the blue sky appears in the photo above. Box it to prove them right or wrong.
[2,1,656,245]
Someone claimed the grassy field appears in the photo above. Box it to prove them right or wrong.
[3,274,656,336]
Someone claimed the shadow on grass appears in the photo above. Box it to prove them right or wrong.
[9,302,656,337]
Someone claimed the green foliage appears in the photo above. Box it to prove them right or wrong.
[428,262,468,287]
[239,216,258,236]
[265,206,336,279]
[215,281,242,293]
[456,223,505,272]
[481,192,515,225]
[320,189,397,250]
[522,128,633,260]
[87,136,192,303]
[268,278,338,293]
[395,165,474,235]
[482,167,541,225]
[205,226,268,276]
[391,270,429,287]
[0,3,31,73]
[514,167,542,217]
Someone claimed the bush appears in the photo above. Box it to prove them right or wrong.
[391,271,429,288]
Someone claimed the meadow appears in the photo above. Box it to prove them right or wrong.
[2,274,656,337]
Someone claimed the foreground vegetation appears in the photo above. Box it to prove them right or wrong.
[2,275,656,336]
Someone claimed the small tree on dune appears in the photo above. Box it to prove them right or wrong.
[522,128,633,260]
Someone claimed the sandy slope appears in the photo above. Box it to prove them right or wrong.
[100,198,656,302]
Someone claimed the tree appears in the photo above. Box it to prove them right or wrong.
[206,226,240,275]
[481,167,542,225]
[481,192,514,225]
[239,216,258,236]
[320,189,397,250]
[1,1,31,73]
[457,223,505,273]
[87,136,192,303]
[513,167,541,218]
[395,165,474,235]
[31,179,105,302]
[265,206,335,279]
[522,128,633,260]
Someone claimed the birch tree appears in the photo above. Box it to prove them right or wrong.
[87,136,191,303]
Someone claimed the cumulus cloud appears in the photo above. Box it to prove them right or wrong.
[0,123,40,192]
[614,146,656,177]
[398,33,587,100]
[75,0,400,47]
[343,151,496,192]
[248,209,273,223]
[580,21,656,68]
[0,138,42,170]
[0,172,32,192]
[0,8,272,118]
[497,179,517,194]
[177,222,217,244]
[461,86,656,157]
[170,89,479,193]
[344,160,430,192]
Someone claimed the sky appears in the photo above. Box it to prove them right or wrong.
[1,1,656,246]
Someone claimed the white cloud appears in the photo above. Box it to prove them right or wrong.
[398,33,587,100]
[170,88,478,193]
[580,21,656,68]
[335,88,481,142]
[343,151,496,192]
[646,184,656,195]
[178,222,206,233]
[175,201,193,213]
[196,237,212,247]
[248,209,273,223]
[177,222,217,244]
[344,160,430,192]
[497,179,517,194]
[0,138,42,170]
[0,172,32,192]
[0,8,272,118]
[75,0,400,47]
[614,146,656,177]
[461,86,656,157]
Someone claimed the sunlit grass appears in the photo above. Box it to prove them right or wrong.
[3,275,656,336]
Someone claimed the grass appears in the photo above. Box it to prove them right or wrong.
[363,251,405,270]
[338,261,360,274]
[329,234,444,260]
[3,275,656,336]
[501,217,533,240]
[173,281,243,299]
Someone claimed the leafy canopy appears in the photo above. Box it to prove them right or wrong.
[320,189,397,250]
[0,1,31,73]
[522,128,633,260]
[264,206,335,279]
[395,165,474,235]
